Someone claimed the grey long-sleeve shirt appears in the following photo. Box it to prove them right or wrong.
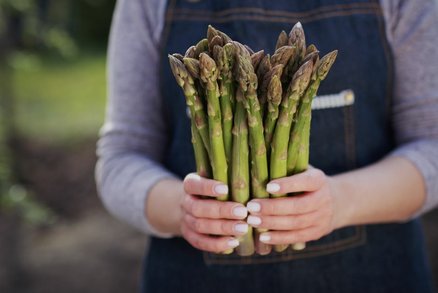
[96,0,438,237]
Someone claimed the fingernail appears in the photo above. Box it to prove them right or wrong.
[247,202,261,213]
[214,184,228,195]
[247,216,261,226]
[259,233,271,243]
[234,223,248,234]
[266,183,280,193]
[232,206,248,218]
[228,238,239,248]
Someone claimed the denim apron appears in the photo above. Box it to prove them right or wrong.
[141,0,434,292]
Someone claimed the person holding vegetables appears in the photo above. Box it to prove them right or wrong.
[96,0,438,292]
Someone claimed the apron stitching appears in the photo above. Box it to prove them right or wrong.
[173,3,381,18]
[171,8,381,24]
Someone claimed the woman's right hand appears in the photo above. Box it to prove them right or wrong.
[180,173,249,253]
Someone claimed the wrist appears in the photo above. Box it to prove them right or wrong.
[329,175,355,230]
[146,179,184,236]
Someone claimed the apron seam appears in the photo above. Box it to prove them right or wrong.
[173,3,381,18]
[171,8,382,24]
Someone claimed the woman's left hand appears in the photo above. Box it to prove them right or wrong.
[246,168,343,245]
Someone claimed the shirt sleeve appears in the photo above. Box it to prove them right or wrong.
[95,0,175,237]
[380,0,438,216]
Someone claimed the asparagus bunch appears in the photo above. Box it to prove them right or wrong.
[168,22,337,256]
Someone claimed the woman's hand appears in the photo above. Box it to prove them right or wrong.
[180,173,249,253]
[246,168,343,245]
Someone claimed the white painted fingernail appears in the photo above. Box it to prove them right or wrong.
[247,202,261,213]
[234,223,248,234]
[232,206,248,218]
[214,184,228,195]
[228,239,239,248]
[247,216,261,226]
[266,183,280,193]
[296,22,302,28]
[259,234,271,243]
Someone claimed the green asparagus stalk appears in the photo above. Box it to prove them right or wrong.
[185,46,196,58]
[191,123,211,178]
[194,38,209,58]
[271,45,296,68]
[236,55,269,199]
[212,44,235,166]
[269,60,313,253]
[207,25,233,45]
[199,53,229,200]
[251,50,265,71]
[256,54,272,119]
[287,51,337,252]
[288,22,306,60]
[275,30,289,50]
[283,22,306,84]
[169,55,210,157]
[288,50,338,174]
[231,93,254,256]
[264,74,283,155]
[270,60,314,196]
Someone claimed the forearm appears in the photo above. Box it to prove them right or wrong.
[146,178,184,236]
[333,156,426,229]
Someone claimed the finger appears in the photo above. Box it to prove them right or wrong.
[247,211,320,231]
[183,173,228,197]
[183,194,248,219]
[181,223,240,253]
[184,214,249,236]
[258,226,326,245]
[266,168,325,194]
[246,192,325,216]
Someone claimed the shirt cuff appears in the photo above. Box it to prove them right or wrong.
[389,139,438,218]
[130,168,179,238]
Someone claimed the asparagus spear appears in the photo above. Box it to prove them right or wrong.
[283,22,306,84]
[264,74,283,155]
[271,45,296,68]
[256,54,272,119]
[251,50,265,72]
[269,60,313,253]
[235,55,269,199]
[191,123,211,178]
[288,50,338,174]
[288,22,306,60]
[207,25,233,45]
[185,46,196,58]
[270,60,314,196]
[199,53,229,201]
[286,51,337,252]
[212,44,235,165]
[275,30,289,50]
[169,55,210,157]
[194,38,209,58]
[231,91,255,256]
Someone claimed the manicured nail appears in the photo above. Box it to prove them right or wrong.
[247,201,261,213]
[266,183,280,193]
[232,206,248,218]
[259,233,271,243]
[214,184,228,195]
[247,216,261,226]
[228,238,240,248]
[234,223,248,234]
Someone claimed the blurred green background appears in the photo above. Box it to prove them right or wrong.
[0,1,437,292]
[0,1,147,292]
